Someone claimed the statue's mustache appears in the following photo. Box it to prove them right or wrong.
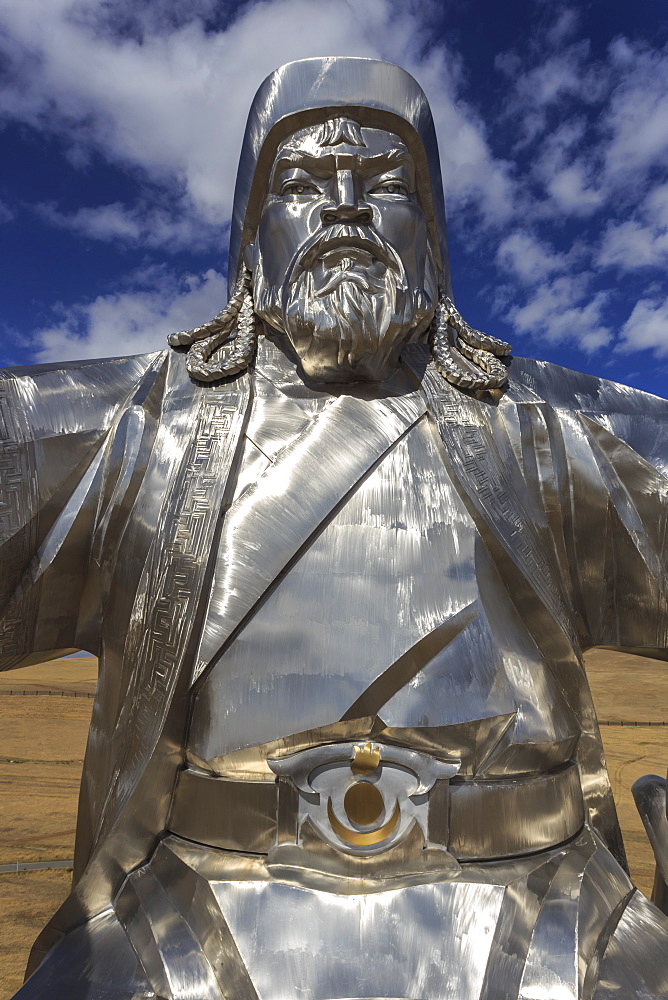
[294,223,400,275]
[313,262,386,299]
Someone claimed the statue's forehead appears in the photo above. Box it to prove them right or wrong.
[274,121,411,164]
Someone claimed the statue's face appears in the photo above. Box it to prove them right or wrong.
[249,120,438,383]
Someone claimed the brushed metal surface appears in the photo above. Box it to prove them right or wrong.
[632,773,668,914]
[229,57,452,298]
[108,828,666,1000]
[1,55,667,998]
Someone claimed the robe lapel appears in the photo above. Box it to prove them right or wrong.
[193,382,427,684]
[415,360,577,655]
[51,355,253,932]
[413,358,628,865]
[100,356,251,838]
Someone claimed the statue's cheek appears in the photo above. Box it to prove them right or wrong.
[254,203,321,286]
[374,204,430,279]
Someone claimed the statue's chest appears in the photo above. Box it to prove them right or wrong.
[187,417,571,767]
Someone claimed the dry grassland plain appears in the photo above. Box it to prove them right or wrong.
[0,650,666,998]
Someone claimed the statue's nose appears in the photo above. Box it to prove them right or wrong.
[321,204,373,225]
[321,169,372,226]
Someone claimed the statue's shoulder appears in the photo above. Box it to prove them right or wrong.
[507,355,668,417]
[1,350,166,391]
[506,355,668,476]
[0,350,169,441]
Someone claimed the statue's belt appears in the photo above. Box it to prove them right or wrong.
[168,747,584,863]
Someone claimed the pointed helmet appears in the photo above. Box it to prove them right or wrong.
[228,57,452,297]
[171,57,510,391]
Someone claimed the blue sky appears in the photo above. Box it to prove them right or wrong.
[1,0,667,397]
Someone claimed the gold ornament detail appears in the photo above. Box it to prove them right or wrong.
[344,781,384,826]
[351,742,381,774]
[327,797,400,846]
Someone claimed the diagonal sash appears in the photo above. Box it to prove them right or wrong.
[341,601,479,720]
[415,361,577,655]
[193,384,427,685]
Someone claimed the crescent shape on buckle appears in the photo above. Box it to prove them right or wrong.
[327,797,401,846]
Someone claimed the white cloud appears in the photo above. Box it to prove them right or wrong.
[34,266,228,361]
[618,296,668,357]
[603,37,668,186]
[0,0,514,233]
[598,219,668,271]
[34,199,225,251]
[545,7,579,49]
[431,91,515,224]
[598,182,668,272]
[0,201,15,223]
[36,202,143,241]
[496,230,570,285]
[507,274,612,352]
[497,39,606,148]
[528,120,604,217]
[491,27,668,360]
[496,25,668,228]
[544,163,603,216]
[645,183,668,226]
[399,35,516,224]
[515,42,596,108]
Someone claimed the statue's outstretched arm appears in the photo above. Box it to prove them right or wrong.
[633,774,668,915]
[529,366,668,661]
[0,353,163,671]
[578,407,667,659]
[563,379,668,910]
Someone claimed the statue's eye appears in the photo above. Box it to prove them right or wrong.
[370,180,409,197]
[281,181,319,196]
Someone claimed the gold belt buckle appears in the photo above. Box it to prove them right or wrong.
[268,742,460,860]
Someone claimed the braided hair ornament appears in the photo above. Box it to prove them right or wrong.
[167,265,257,383]
[430,294,511,391]
[168,274,511,391]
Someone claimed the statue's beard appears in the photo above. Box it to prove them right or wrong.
[253,225,434,382]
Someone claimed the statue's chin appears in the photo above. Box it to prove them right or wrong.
[254,255,436,385]
[261,324,404,384]
[283,313,415,385]
[255,278,429,384]
[297,350,402,385]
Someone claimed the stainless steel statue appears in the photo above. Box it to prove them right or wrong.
[2,57,667,1000]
